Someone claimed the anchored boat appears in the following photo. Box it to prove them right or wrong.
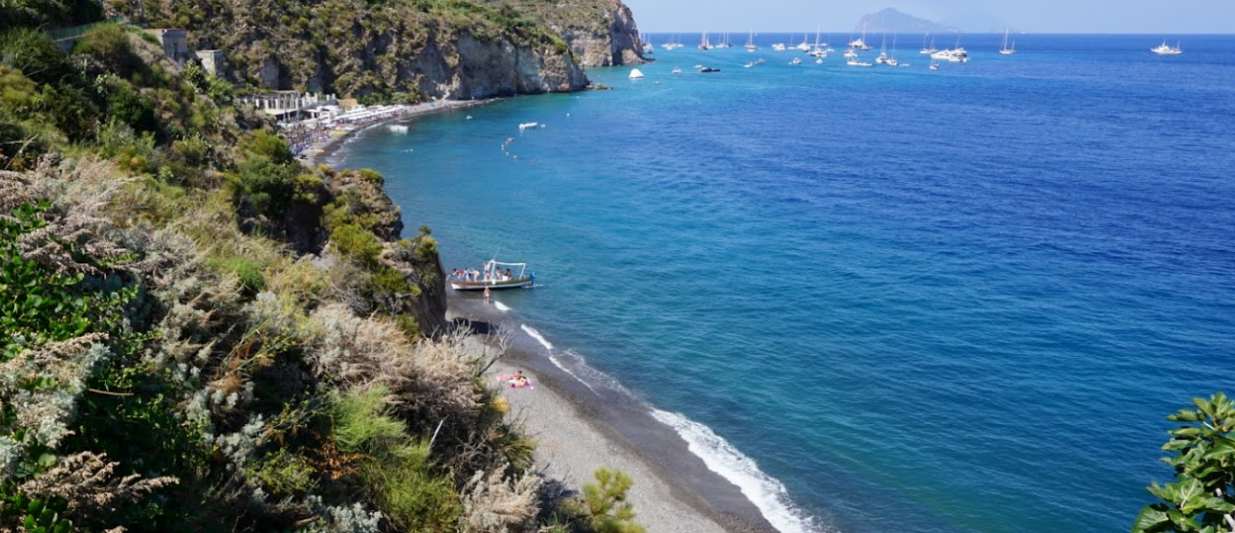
[450,260,534,291]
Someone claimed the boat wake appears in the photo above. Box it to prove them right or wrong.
[650,409,823,533]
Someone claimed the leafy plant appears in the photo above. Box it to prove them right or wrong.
[1134,393,1235,532]
[581,468,643,533]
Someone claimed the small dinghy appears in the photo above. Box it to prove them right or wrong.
[449,259,535,291]
[628,68,645,79]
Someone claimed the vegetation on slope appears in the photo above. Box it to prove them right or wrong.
[1,10,639,532]
[104,0,574,100]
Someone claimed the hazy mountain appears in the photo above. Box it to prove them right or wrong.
[855,8,958,34]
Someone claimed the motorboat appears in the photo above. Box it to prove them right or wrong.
[847,59,872,67]
[772,43,787,52]
[1151,41,1183,56]
[700,66,721,73]
[790,57,802,65]
[628,68,645,79]
[671,67,683,75]
[449,260,535,291]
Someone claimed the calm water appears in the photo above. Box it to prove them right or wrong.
[335,34,1235,532]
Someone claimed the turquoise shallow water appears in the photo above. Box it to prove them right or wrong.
[335,34,1235,532]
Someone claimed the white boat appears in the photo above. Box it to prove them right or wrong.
[1151,41,1182,56]
[809,27,829,57]
[790,57,802,65]
[671,67,683,75]
[744,61,755,68]
[772,42,787,52]
[847,59,872,67]
[518,122,540,131]
[449,260,534,291]
[642,37,655,55]
[387,124,409,134]
[815,58,823,64]
[795,34,812,52]
[843,49,859,60]
[874,34,898,66]
[715,33,732,49]
[929,61,941,71]
[699,32,712,50]
[920,34,937,55]
[745,31,758,52]
[849,24,872,50]
[999,29,1016,55]
[628,68,645,79]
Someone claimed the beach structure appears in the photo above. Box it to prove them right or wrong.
[147,29,191,64]
[238,91,339,123]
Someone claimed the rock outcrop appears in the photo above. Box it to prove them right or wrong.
[107,0,594,99]
[506,0,647,67]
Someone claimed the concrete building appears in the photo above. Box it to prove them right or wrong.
[195,50,226,77]
[148,29,190,64]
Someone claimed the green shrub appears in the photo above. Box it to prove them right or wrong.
[0,202,135,358]
[1133,392,1235,532]
[247,449,317,497]
[329,223,383,266]
[208,255,267,294]
[581,468,644,533]
[0,28,75,85]
[331,386,406,455]
[330,387,461,530]
[74,23,148,82]
[95,117,156,173]
[240,129,294,165]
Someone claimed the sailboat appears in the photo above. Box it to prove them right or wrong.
[745,31,758,52]
[920,34,937,55]
[699,32,711,50]
[849,23,872,50]
[999,29,1016,55]
[809,27,828,57]
[795,33,811,52]
[715,32,732,49]
[1151,41,1183,56]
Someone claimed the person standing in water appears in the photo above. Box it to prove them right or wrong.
[483,285,491,304]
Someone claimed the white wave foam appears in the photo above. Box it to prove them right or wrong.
[547,354,598,395]
[520,324,553,351]
[650,409,820,533]
[493,301,511,312]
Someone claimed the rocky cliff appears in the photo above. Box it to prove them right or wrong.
[106,0,592,99]
[501,0,647,67]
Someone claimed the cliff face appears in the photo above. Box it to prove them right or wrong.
[107,0,591,99]
[502,0,647,67]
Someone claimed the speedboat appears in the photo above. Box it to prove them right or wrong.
[929,62,941,71]
[847,59,872,67]
[450,260,535,291]
[844,49,859,60]
[671,67,683,75]
[772,43,787,52]
[700,66,721,73]
[1151,41,1182,56]
[790,57,802,65]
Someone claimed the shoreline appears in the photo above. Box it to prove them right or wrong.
[449,294,781,533]
[298,98,493,166]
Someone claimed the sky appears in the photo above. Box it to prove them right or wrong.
[623,0,1235,34]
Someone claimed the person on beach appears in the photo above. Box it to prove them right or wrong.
[500,370,531,389]
[483,285,491,304]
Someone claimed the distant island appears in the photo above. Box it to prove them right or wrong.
[855,8,958,34]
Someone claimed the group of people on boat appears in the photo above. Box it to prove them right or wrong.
[449,268,517,283]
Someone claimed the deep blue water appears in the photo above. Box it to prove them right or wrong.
[335,34,1235,532]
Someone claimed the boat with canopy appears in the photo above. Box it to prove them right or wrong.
[449,259,535,291]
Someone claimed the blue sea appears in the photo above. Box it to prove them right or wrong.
[334,34,1235,532]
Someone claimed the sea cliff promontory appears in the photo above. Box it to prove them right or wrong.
[103,0,645,100]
